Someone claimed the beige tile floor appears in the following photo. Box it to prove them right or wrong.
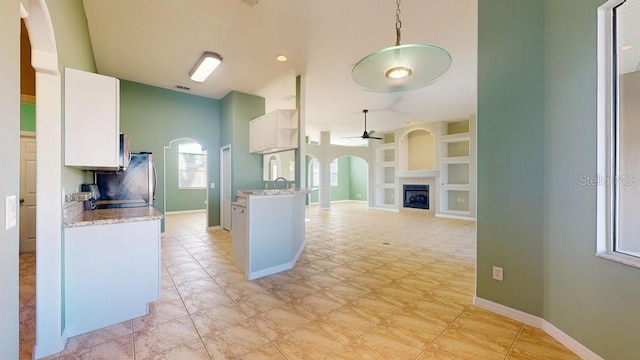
[19,203,581,359]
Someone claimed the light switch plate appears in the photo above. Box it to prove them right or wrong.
[6,195,17,230]
[210,183,216,189]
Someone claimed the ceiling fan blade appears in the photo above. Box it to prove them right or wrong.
[368,130,376,136]
[368,136,383,140]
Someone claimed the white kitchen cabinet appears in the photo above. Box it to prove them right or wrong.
[231,203,247,270]
[64,219,160,337]
[249,109,298,154]
[65,67,121,170]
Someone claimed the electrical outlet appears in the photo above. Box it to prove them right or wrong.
[492,266,504,281]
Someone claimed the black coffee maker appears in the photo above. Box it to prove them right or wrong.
[81,184,100,210]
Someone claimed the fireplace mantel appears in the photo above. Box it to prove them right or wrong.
[396,170,440,179]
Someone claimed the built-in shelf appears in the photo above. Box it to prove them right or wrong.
[396,170,440,178]
[441,156,470,164]
[373,134,397,209]
[438,116,476,220]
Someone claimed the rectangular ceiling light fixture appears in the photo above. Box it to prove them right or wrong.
[189,51,223,82]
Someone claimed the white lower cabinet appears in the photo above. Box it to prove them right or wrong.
[64,219,160,337]
[231,192,306,280]
[231,204,247,270]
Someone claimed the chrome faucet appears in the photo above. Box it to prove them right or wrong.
[273,177,288,189]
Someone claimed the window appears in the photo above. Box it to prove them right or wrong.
[178,142,206,189]
[330,159,339,187]
[597,0,640,267]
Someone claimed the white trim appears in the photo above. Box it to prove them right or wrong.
[473,297,543,327]
[596,251,640,269]
[435,213,476,221]
[595,0,640,269]
[164,209,206,215]
[220,144,232,230]
[246,240,305,280]
[33,330,67,360]
[207,225,222,230]
[473,297,604,360]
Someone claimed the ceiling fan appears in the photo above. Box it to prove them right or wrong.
[345,109,383,140]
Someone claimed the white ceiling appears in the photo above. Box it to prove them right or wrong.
[82,0,478,145]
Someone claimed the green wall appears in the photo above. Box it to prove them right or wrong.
[477,0,545,317]
[119,80,221,227]
[330,157,352,201]
[20,103,35,132]
[220,91,264,201]
[307,156,367,204]
[349,156,368,201]
[543,1,639,359]
[165,139,207,212]
[479,1,640,358]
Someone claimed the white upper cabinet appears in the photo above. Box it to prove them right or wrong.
[64,68,121,170]
[249,109,298,154]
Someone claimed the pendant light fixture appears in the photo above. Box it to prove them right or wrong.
[351,0,451,93]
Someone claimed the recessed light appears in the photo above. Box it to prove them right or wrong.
[622,45,633,51]
[276,55,288,62]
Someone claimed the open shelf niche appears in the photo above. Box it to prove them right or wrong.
[438,115,476,219]
[373,133,397,210]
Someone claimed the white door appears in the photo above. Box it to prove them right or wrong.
[221,146,232,230]
[20,134,37,253]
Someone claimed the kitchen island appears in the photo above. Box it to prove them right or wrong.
[232,188,309,280]
[63,202,163,337]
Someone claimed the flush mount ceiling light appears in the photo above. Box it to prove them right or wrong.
[189,51,223,82]
[351,0,451,93]
[276,55,288,62]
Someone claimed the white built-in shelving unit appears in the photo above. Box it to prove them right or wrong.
[373,134,397,209]
[438,116,476,219]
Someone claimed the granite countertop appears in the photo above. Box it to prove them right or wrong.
[64,202,163,228]
[237,188,311,197]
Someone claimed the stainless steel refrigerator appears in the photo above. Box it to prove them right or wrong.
[94,152,156,209]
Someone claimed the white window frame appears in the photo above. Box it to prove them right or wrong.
[178,142,207,190]
[330,158,339,187]
[596,0,640,268]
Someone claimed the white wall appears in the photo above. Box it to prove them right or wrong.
[0,1,21,358]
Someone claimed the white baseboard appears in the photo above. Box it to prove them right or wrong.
[207,225,222,230]
[33,331,67,360]
[473,297,604,360]
[246,240,305,281]
[164,209,206,215]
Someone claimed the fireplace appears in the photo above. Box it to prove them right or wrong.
[403,185,429,210]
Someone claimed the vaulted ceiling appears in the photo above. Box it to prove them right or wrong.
[82,0,478,145]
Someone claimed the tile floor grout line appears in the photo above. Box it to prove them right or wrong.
[413,303,473,360]
[504,323,525,360]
